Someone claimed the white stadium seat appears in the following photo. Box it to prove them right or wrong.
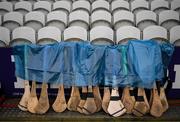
[72,0,91,14]
[91,10,112,28]
[63,26,87,41]
[37,0,55,4]
[0,15,1,25]
[55,0,73,3]
[53,1,71,15]
[69,10,89,30]
[0,27,10,46]
[0,2,13,15]
[33,1,51,15]
[116,26,141,44]
[24,11,45,31]
[92,0,110,12]
[37,26,61,44]
[2,12,23,31]
[5,0,19,5]
[46,11,67,31]
[171,0,180,14]
[14,1,32,15]
[159,10,179,30]
[111,0,130,15]
[170,26,180,45]
[10,27,36,46]
[136,10,157,31]
[128,0,136,2]
[90,26,114,44]
[7,0,19,5]
[151,0,169,14]
[131,0,149,14]
[143,25,168,41]
[113,10,134,30]
[24,0,37,4]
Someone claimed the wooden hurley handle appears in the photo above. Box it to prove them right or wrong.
[31,81,37,97]
[82,86,87,93]
[88,86,93,93]
[150,88,163,117]
[160,87,169,112]
[82,86,97,114]
[24,80,29,87]
[111,87,119,97]
[59,84,65,97]
[70,86,75,96]
[52,84,67,113]
[70,86,80,96]
[102,87,110,113]
[138,88,144,96]
[41,83,48,97]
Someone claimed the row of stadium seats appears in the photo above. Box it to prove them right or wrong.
[0,9,179,31]
[0,25,180,47]
[0,0,180,15]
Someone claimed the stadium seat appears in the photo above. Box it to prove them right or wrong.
[24,11,45,31]
[171,0,180,14]
[131,0,149,14]
[0,15,1,25]
[127,0,136,2]
[14,1,32,15]
[159,10,179,30]
[0,2,13,15]
[69,10,89,30]
[113,10,134,30]
[46,11,67,31]
[0,26,10,46]
[90,26,114,44]
[37,0,55,4]
[92,0,110,13]
[33,1,51,15]
[143,25,168,42]
[151,0,169,14]
[10,27,36,46]
[63,26,87,41]
[24,0,37,4]
[37,26,61,44]
[55,0,73,3]
[91,10,112,28]
[53,1,71,15]
[111,0,130,15]
[116,26,141,44]
[2,12,23,31]
[8,0,20,5]
[72,0,91,14]
[170,26,180,45]
[136,10,157,30]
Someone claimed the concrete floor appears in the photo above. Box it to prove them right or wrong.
[0,98,180,122]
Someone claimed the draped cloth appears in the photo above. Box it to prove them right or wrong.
[103,45,137,87]
[127,40,174,89]
[13,40,174,89]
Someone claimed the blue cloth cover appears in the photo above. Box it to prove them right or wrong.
[127,40,165,88]
[13,40,174,88]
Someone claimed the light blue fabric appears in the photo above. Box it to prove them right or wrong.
[103,45,129,87]
[127,40,164,89]
[13,40,174,88]
[26,43,64,84]
[75,42,106,86]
